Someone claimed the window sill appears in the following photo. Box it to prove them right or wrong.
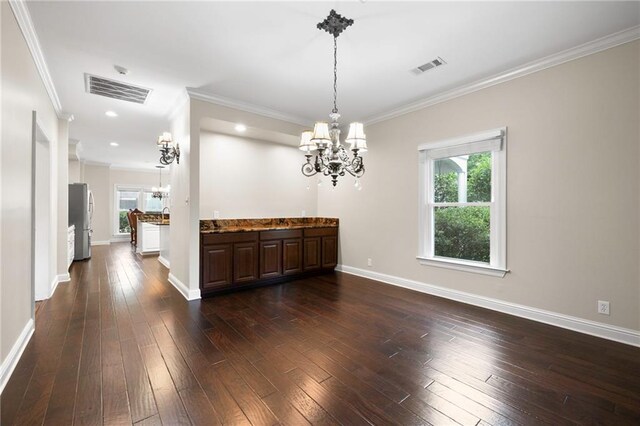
[416,256,509,277]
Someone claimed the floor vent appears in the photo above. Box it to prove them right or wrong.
[414,57,446,74]
[85,74,151,104]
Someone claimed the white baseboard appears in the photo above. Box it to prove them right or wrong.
[91,240,111,246]
[0,319,35,394]
[168,273,201,301]
[158,256,170,269]
[110,236,129,243]
[336,265,640,347]
[49,276,59,298]
[57,273,71,283]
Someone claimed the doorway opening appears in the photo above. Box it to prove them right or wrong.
[32,112,54,308]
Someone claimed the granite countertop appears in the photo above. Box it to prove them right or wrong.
[137,213,170,226]
[200,217,338,234]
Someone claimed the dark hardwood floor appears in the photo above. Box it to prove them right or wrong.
[2,243,639,425]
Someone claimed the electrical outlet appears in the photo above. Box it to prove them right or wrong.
[367,258,372,267]
[597,300,610,315]
[301,210,306,217]
[213,210,220,219]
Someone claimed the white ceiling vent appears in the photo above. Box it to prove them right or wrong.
[84,73,151,104]
[413,57,446,74]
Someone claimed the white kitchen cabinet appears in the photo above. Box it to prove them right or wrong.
[137,222,160,255]
[67,225,75,269]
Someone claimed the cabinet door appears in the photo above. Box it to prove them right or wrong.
[322,236,338,269]
[303,237,321,271]
[260,240,282,279]
[145,229,160,251]
[283,239,302,275]
[202,244,233,290]
[234,242,259,283]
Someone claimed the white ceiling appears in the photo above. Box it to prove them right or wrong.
[27,1,640,169]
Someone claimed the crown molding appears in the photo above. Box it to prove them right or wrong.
[109,164,158,173]
[59,113,74,122]
[8,0,70,120]
[365,25,640,125]
[186,88,310,127]
[82,160,111,168]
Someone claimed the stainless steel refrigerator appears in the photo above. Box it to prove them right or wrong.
[69,183,94,260]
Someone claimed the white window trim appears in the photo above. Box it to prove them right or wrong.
[113,184,156,236]
[417,127,508,277]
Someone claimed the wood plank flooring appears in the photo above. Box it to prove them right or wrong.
[2,243,639,425]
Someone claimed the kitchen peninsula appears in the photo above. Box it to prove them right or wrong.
[200,217,338,296]
[136,213,170,259]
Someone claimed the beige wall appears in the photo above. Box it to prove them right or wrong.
[168,100,192,294]
[318,41,640,331]
[81,164,159,243]
[169,98,307,296]
[69,159,81,183]
[1,3,62,363]
[82,164,110,243]
[199,132,317,219]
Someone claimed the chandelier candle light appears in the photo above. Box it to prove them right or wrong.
[152,165,169,199]
[157,131,180,165]
[300,9,367,187]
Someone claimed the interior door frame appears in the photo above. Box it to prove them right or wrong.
[31,111,55,315]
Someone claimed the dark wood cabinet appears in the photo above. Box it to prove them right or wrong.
[303,237,321,271]
[200,226,337,296]
[283,239,302,275]
[233,242,259,283]
[322,235,338,268]
[201,244,233,290]
[260,240,282,279]
[304,227,338,270]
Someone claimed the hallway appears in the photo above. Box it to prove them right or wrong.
[2,243,639,425]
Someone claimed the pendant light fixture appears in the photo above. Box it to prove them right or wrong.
[152,165,169,199]
[300,9,367,187]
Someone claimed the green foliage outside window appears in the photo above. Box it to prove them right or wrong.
[433,152,491,262]
[119,211,131,234]
[434,172,458,202]
[467,153,491,202]
[434,206,490,262]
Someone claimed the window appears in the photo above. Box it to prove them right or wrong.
[418,128,507,277]
[114,186,168,235]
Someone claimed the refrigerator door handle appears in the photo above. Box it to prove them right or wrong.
[88,190,94,221]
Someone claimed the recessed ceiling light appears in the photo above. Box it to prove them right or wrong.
[105,110,118,117]
[110,142,119,147]
[235,124,247,132]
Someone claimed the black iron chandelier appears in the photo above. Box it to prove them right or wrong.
[157,132,180,165]
[152,165,169,199]
[300,10,367,188]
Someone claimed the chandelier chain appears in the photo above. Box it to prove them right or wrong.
[333,36,338,114]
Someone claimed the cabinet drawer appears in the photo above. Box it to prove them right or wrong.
[260,229,302,241]
[304,227,338,237]
[201,232,258,245]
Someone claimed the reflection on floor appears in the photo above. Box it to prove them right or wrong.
[2,242,639,425]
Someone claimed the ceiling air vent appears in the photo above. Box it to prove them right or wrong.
[85,74,151,104]
[413,57,446,74]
